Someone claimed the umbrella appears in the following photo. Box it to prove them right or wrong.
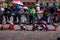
[23,6,28,10]
[16,5,23,9]
[42,21,47,24]
[12,0,23,5]
[39,10,44,13]
[37,10,44,13]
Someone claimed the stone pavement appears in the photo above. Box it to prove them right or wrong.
[0,31,59,40]
[0,25,60,40]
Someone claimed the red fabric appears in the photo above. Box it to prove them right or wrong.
[45,24,48,29]
[10,24,14,30]
[57,11,60,15]
[54,13,59,19]
[53,25,58,27]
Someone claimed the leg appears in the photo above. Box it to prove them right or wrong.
[13,15,17,23]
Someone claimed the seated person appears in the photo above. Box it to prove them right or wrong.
[1,20,7,30]
[53,23,58,31]
[9,23,14,30]
[32,21,39,31]
[39,21,48,31]
[20,24,27,31]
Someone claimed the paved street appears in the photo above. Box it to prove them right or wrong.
[0,25,60,40]
[0,31,59,40]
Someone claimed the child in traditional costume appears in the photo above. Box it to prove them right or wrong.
[32,21,39,31]
[40,21,48,31]
[53,23,58,31]
[9,23,14,30]
[20,24,27,31]
[1,20,7,30]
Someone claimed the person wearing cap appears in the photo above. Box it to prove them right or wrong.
[53,23,58,31]
[9,23,14,30]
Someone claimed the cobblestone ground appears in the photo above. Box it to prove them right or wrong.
[0,31,59,40]
[0,25,60,40]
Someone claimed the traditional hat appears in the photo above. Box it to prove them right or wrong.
[23,6,28,10]
[42,21,47,24]
[53,23,58,26]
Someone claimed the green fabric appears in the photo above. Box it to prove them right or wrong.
[21,14,24,17]
[28,8,35,15]
[38,14,43,17]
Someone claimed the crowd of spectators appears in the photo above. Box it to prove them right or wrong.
[0,4,60,24]
[0,3,59,31]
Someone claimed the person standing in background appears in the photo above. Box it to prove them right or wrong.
[0,6,4,23]
[53,13,59,23]
[36,5,40,13]
[43,12,49,23]
[6,7,11,23]
[12,7,17,23]
[28,7,36,24]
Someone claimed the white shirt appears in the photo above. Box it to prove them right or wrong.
[1,8,5,11]
[36,6,40,10]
